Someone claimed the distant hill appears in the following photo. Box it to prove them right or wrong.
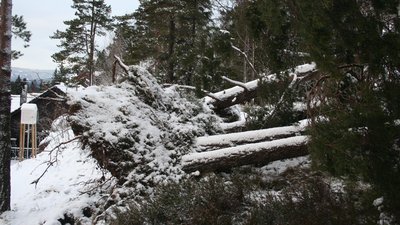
[11,67,54,82]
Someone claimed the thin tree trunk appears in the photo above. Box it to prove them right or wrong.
[88,0,96,86]
[185,0,197,85]
[0,0,12,213]
[167,17,176,83]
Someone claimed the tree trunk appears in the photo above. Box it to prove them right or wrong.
[0,0,12,213]
[88,0,96,86]
[182,136,309,173]
[206,79,259,111]
[167,17,176,83]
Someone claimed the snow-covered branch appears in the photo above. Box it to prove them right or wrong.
[112,55,129,83]
[222,76,249,91]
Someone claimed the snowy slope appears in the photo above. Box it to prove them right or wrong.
[0,117,112,225]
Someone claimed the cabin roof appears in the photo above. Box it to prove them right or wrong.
[11,84,67,115]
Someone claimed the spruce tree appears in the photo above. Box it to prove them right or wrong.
[51,0,113,86]
[11,75,21,94]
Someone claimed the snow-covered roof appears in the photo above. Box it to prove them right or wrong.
[11,94,39,113]
[11,85,69,114]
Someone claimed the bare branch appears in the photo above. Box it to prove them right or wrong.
[231,44,259,77]
[30,136,81,187]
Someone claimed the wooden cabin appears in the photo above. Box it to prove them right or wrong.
[10,85,69,151]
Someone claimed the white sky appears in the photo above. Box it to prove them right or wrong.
[12,0,140,70]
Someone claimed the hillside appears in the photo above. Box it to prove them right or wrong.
[11,67,53,82]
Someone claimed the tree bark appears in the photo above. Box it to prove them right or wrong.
[182,136,309,173]
[0,0,12,213]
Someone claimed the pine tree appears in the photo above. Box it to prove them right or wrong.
[51,0,113,86]
[51,64,69,85]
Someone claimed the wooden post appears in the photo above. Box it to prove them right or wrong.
[31,124,37,158]
[19,123,25,161]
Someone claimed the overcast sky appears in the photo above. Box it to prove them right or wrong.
[12,0,140,70]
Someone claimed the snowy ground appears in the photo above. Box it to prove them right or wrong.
[0,118,111,225]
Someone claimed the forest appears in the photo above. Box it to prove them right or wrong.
[1,0,400,224]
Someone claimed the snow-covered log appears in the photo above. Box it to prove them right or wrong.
[206,63,317,111]
[197,120,308,149]
[182,136,309,173]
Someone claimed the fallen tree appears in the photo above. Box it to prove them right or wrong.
[182,136,309,173]
[206,63,318,111]
[197,120,308,149]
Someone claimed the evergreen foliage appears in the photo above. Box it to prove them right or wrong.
[217,0,400,218]
[11,15,31,59]
[51,65,69,85]
[262,0,400,218]
[10,75,22,94]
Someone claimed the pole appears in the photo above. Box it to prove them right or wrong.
[26,124,30,159]
[19,123,25,161]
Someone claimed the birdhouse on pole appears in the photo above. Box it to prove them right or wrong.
[19,103,38,160]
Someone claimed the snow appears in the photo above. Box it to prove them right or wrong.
[293,62,316,74]
[220,105,247,131]
[0,117,111,225]
[256,156,310,179]
[20,103,38,124]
